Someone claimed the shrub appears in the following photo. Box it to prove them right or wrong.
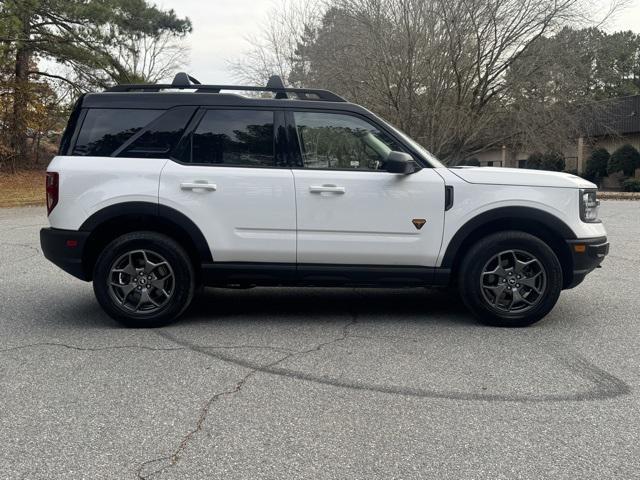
[458,157,480,166]
[540,152,565,171]
[622,178,640,192]
[526,152,543,169]
[608,144,640,176]
[584,148,609,182]
[526,151,565,171]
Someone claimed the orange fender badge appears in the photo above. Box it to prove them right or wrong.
[412,219,426,230]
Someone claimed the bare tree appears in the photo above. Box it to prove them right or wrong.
[231,0,628,163]
[64,30,190,90]
[112,31,189,84]
[229,0,323,86]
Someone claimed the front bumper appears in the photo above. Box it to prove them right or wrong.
[40,228,91,281]
[565,236,609,288]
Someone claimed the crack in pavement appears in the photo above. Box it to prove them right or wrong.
[136,316,358,480]
[0,342,297,355]
[149,323,630,404]
[133,318,629,480]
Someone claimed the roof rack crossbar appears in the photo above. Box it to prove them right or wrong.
[105,73,346,102]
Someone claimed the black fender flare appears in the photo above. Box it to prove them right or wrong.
[440,206,576,268]
[79,201,213,263]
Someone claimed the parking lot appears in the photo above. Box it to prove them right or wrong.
[0,201,638,479]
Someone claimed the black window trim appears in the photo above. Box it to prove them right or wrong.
[65,104,432,169]
[67,108,88,156]
[285,108,430,172]
[58,95,85,155]
[169,106,288,169]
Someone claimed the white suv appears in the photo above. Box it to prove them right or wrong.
[40,73,609,328]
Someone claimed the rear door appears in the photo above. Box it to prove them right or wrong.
[289,110,445,267]
[159,108,296,264]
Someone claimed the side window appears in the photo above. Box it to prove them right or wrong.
[120,106,196,158]
[189,110,276,167]
[73,109,162,156]
[293,112,403,170]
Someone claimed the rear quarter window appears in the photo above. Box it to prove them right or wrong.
[58,95,84,155]
[73,109,162,157]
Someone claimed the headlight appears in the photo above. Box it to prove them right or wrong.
[579,189,600,223]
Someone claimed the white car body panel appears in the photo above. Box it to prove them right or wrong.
[46,156,167,230]
[450,166,596,189]
[47,158,606,269]
[158,161,297,263]
[292,168,445,265]
[434,168,607,266]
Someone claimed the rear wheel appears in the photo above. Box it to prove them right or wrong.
[93,232,195,328]
[458,231,562,327]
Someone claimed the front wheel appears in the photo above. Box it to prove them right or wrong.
[93,232,195,328]
[458,231,563,327]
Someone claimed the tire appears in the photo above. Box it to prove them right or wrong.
[458,231,562,327]
[93,231,195,328]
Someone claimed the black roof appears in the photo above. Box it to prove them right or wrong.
[81,91,366,113]
[82,72,364,112]
[582,95,640,137]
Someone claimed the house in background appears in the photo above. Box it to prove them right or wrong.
[473,95,640,174]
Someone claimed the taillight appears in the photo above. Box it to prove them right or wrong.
[46,172,59,215]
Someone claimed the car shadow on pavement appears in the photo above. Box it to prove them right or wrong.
[179,286,474,326]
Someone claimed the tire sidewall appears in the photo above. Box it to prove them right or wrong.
[93,232,194,327]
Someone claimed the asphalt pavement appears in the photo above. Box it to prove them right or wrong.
[0,202,638,479]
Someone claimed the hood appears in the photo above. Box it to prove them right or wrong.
[448,167,596,189]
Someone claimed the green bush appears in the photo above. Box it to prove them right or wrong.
[622,178,640,192]
[608,144,640,176]
[458,157,480,166]
[584,148,609,182]
[526,152,565,171]
[526,152,543,169]
[541,152,565,171]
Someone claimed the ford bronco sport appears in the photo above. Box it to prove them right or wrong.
[40,73,609,328]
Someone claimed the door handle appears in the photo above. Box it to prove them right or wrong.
[180,182,217,191]
[309,185,346,194]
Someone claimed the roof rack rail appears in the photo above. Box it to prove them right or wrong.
[105,72,347,102]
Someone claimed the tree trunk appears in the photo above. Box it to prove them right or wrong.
[35,134,41,164]
[10,11,31,170]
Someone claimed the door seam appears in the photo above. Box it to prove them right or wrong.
[291,168,298,265]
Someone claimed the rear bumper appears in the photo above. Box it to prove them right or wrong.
[565,236,609,288]
[40,228,91,281]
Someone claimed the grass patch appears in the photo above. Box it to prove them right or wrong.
[0,170,45,208]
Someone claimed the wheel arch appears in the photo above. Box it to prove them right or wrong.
[442,207,575,289]
[80,202,212,281]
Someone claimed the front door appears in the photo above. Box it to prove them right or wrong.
[289,111,445,267]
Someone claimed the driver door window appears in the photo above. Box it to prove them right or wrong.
[293,112,403,170]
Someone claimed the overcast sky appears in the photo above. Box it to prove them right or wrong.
[155,0,640,84]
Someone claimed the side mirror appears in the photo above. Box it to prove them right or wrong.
[385,151,420,174]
